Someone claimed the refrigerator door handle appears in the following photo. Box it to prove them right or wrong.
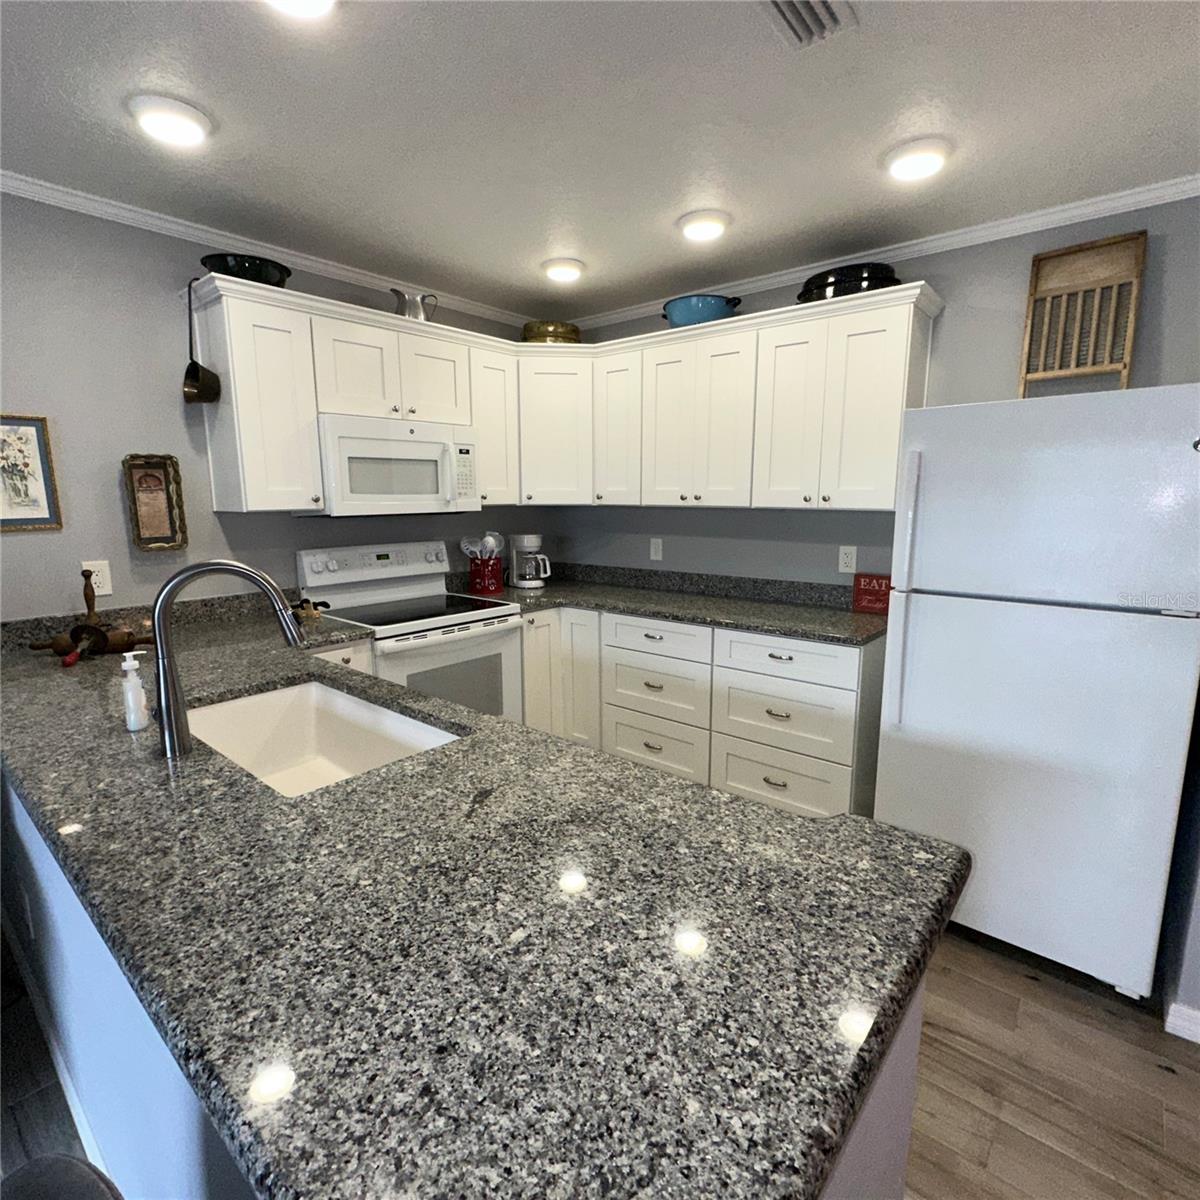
[882,590,909,727]
[894,449,922,591]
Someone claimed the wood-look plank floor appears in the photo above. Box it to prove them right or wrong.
[906,931,1200,1200]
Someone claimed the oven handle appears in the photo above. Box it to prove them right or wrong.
[373,617,521,655]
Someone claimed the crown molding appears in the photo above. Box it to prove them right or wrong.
[0,170,534,330]
[570,174,1200,330]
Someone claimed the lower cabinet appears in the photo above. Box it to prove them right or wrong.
[601,706,711,784]
[521,608,601,747]
[710,733,852,819]
[309,640,375,674]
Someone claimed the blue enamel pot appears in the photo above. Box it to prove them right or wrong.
[662,294,742,327]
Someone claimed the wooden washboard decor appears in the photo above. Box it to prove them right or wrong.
[1018,231,1146,396]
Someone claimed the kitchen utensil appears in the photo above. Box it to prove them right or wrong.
[797,262,899,304]
[200,253,291,287]
[183,278,221,404]
[479,531,504,559]
[509,533,551,590]
[521,320,581,344]
[390,290,439,321]
[468,556,504,595]
[662,294,742,327]
[460,536,482,559]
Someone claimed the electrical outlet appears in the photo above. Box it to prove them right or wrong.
[649,537,663,562]
[81,560,112,596]
[838,545,858,574]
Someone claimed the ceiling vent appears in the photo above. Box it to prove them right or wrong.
[764,1,858,49]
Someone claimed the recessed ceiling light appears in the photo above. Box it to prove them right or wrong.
[543,258,584,284]
[677,210,731,242]
[265,0,335,18]
[128,95,212,148]
[885,137,952,183]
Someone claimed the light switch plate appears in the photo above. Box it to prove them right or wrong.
[838,545,858,574]
[649,538,663,562]
[81,560,112,596]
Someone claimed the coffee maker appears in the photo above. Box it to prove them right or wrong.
[509,533,551,590]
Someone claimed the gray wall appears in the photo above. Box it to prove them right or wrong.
[0,195,520,621]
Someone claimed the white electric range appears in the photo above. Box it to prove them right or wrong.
[297,541,523,721]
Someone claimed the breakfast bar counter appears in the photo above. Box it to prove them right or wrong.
[0,614,967,1200]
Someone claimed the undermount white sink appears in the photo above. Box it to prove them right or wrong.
[189,682,457,797]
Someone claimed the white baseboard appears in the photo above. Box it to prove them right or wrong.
[1164,1000,1200,1044]
[1,908,110,1173]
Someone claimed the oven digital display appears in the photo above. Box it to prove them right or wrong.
[375,553,390,561]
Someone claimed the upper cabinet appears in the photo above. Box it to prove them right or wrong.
[397,331,471,425]
[198,298,324,513]
[468,348,520,505]
[753,299,933,510]
[312,316,403,418]
[642,331,756,507]
[592,351,642,505]
[518,356,593,505]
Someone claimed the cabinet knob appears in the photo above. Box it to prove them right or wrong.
[821,494,831,502]
[527,617,535,624]
[341,656,351,665]
[311,495,321,504]
[391,405,400,413]
[526,493,533,500]
[693,494,702,501]
[480,493,488,501]
[595,493,603,500]
[679,493,688,501]
[407,407,418,414]
[803,494,812,503]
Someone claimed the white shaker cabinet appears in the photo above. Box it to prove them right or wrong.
[641,332,756,507]
[557,608,601,747]
[818,305,920,510]
[522,610,560,734]
[692,331,756,506]
[312,316,403,419]
[592,351,642,505]
[468,348,520,505]
[752,321,829,508]
[199,298,324,513]
[398,331,471,425]
[518,356,593,505]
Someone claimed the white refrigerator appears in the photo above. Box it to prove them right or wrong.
[875,383,1200,998]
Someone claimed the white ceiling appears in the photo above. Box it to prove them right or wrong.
[2,1,1198,321]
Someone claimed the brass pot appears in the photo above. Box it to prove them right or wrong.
[522,320,581,344]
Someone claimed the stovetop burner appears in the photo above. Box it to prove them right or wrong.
[330,592,510,629]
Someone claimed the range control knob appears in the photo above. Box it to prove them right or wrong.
[425,551,435,562]
[325,559,340,573]
[310,561,324,574]
[435,549,445,562]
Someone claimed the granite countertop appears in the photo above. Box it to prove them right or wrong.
[0,617,967,1200]
[491,582,887,646]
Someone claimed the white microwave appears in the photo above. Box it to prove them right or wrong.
[312,414,480,516]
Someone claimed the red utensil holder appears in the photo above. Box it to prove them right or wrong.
[469,556,504,595]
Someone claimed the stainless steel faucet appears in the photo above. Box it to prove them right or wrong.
[152,560,304,760]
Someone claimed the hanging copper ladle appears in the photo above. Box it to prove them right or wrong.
[183,277,221,404]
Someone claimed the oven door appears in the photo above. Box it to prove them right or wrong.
[373,618,523,721]
[318,414,458,516]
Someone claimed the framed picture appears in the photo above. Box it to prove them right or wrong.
[122,453,188,551]
[1,415,62,532]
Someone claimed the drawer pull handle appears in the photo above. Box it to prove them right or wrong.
[766,708,792,720]
[643,681,665,691]
[762,775,789,789]
[643,740,664,752]
[643,633,664,641]
[768,652,794,662]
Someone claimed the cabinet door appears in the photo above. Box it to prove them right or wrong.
[518,356,593,504]
[592,352,642,505]
[641,342,695,506]
[312,316,403,418]
[468,348,520,505]
[217,299,323,511]
[692,330,756,506]
[752,321,828,508]
[398,331,471,425]
[309,641,375,675]
[557,608,601,747]
[522,610,560,733]
[819,306,911,509]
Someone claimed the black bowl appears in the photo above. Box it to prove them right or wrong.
[798,262,899,304]
[200,253,292,288]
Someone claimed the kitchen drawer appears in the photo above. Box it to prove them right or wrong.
[602,705,710,784]
[601,612,713,664]
[710,733,852,819]
[309,640,375,675]
[711,666,856,765]
[601,646,711,728]
[712,627,859,690]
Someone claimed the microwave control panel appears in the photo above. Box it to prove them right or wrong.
[454,444,478,501]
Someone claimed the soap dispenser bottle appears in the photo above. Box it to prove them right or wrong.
[121,650,151,732]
